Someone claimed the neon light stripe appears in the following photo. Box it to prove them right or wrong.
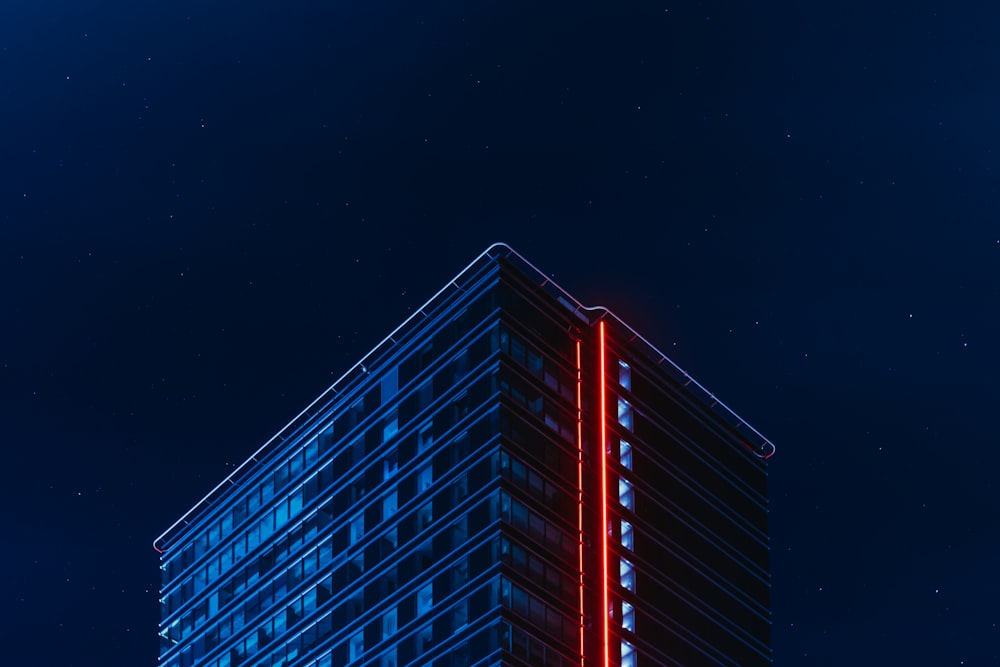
[599,320,610,667]
[576,339,585,667]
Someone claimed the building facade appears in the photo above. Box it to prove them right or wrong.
[155,243,775,667]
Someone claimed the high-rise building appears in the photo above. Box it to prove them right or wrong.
[155,243,775,667]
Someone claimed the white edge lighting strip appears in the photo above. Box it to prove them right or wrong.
[154,242,775,553]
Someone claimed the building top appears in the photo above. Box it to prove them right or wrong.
[154,242,775,553]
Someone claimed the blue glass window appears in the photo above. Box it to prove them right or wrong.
[617,398,633,431]
[620,440,632,470]
[618,360,631,390]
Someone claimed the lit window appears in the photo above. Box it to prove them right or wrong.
[347,397,364,427]
[418,465,433,493]
[381,366,398,402]
[527,349,543,374]
[544,412,559,433]
[305,436,319,464]
[349,631,364,661]
[511,337,526,365]
[621,639,636,667]
[416,624,433,652]
[452,556,469,587]
[620,558,636,592]
[417,502,433,530]
[452,598,468,629]
[383,449,398,480]
[418,424,434,454]
[617,398,633,431]
[383,410,398,442]
[383,491,398,520]
[417,381,434,412]
[243,628,256,652]
[382,608,397,639]
[384,527,398,549]
[350,514,364,545]
[622,601,635,632]
[619,477,635,510]
[453,348,469,378]
[618,360,631,390]
[416,584,433,616]
[620,440,633,470]
[621,519,634,551]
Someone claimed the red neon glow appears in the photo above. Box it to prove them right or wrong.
[576,339,585,666]
[598,320,610,667]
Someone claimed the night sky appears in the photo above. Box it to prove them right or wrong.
[3,1,998,665]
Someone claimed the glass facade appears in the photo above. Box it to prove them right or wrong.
[156,244,774,667]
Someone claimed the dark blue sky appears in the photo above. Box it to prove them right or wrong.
[2,1,998,665]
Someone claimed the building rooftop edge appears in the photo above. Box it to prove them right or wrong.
[153,241,775,553]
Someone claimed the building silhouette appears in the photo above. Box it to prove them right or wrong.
[155,243,775,667]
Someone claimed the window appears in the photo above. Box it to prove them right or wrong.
[417,381,434,413]
[452,598,468,630]
[619,477,634,510]
[383,449,398,480]
[243,628,257,653]
[416,624,433,653]
[416,584,433,616]
[259,513,275,543]
[511,337,526,365]
[417,502,433,530]
[620,440,632,470]
[453,348,469,379]
[275,497,290,529]
[350,514,364,545]
[381,366,399,402]
[418,423,434,454]
[617,398,633,431]
[452,557,469,588]
[382,608,397,639]
[418,465,434,493]
[383,410,399,442]
[383,527,398,550]
[622,601,635,632]
[383,491,398,520]
[620,558,635,592]
[351,474,366,504]
[346,397,365,430]
[621,640,636,667]
[621,519,634,551]
[349,631,364,661]
[527,348,542,374]
[618,360,631,390]
[305,435,320,464]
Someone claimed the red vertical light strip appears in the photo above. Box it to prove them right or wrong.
[576,339,585,667]
[598,320,610,667]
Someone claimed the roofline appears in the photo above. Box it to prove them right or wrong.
[153,243,510,552]
[495,245,776,461]
[154,242,774,553]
